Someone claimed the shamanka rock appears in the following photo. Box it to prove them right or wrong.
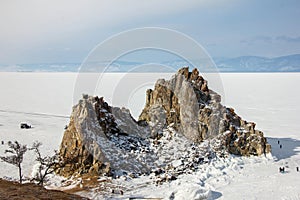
[58,67,271,179]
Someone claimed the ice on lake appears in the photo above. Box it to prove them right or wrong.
[0,72,299,199]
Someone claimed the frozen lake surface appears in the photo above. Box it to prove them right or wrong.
[0,72,299,199]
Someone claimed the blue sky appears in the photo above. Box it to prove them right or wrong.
[0,0,300,64]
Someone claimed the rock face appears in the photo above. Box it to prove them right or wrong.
[58,95,154,177]
[139,67,271,156]
[58,95,111,177]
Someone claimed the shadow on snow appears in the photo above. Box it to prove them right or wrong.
[267,137,300,161]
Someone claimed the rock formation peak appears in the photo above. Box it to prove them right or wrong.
[58,67,270,178]
[140,67,270,155]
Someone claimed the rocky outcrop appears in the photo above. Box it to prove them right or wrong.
[58,95,154,178]
[58,67,270,179]
[139,67,271,156]
[57,95,111,177]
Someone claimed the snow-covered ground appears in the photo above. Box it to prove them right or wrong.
[0,72,299,199]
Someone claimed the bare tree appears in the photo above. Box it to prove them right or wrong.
[30,141,60,186]
[0,141,27,183]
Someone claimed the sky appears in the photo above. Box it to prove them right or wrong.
[0,0,300,64]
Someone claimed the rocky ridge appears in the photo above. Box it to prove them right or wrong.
[58,67,271,181]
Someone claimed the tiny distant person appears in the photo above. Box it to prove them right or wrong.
[278,140,280,144]
[280,144,282,149]
[297,167,299,172]
[279,167,285,173]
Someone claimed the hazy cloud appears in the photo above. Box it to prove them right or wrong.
[0,0,231,64]
[0,0,222,43]
[240,36,273,45]
[276,35,300,43]
[0,0,299,63]
[241,35,300,45]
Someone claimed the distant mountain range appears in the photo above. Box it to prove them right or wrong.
[215,54,300,72]
[1,54,300,72]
